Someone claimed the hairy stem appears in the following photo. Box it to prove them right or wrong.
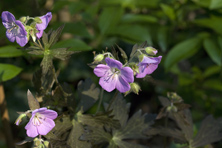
[0,84,14,148]
[96,89,104,114]
[107,90,119,111]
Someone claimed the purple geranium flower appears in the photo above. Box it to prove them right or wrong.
[36,12,52,39]
[94,57,134,93]
[136,56,162,78]
[25,107,57,138]
[1,11,28,47]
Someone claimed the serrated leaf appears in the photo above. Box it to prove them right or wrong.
[67,120,91,148]
[147,127,187,144]
[191,116,222,147]
[0,63,22,82]
[158,96,171,107]
[203,38,221,66]
[111,139,148,148]
[113,110,153,140]
[130,41,148,58]
[16,137,34,145]
[27,89,40,110]
[99,6,124,35]
[107,93,130,127]
[48,25,65,48]
[77,110,120,129]
[77,78,100,112]
[79,125,112,145]
[42,31,49,49]
[52,39,92,51]
[164,37,202,70]
[0,45,24,57]
[51,48,76,60]
[28,50,44,55]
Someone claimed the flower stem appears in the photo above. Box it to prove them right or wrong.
[0,84,14,148]
[107,90,119,111]
[96,89,104,114]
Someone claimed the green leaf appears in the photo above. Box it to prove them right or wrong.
[160,4,176,20]
[0,63,22,82]
[191,115,222,147]
[203,79,222,91]
[107,93,130,127]
[110,25,152,44]
[115,44,128,62]
[111,140,148,148]
[191,0,211,7]
[48,24,65,48]
[203,65,221,78]
[130,41,148,58]
[193,16,222,34]
[51,48,76,60]
[164,37,202,70]
[203,38,222,66]
[113,110,153,140]
[52,39,92,51]
[157,27,168,52]
[77,78,100,112]
[121,14,158,24]
[27,90,40,110]
[99,6,124,35]
[28,50,44,55]
[67,120,91,148]
[0,45,24,57]
[210,0,222,9]
[40,54,53,75]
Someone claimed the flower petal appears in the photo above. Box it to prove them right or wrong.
[6,32,15,42]
[120,67,134,83]
[36,30,43,39]
[36,12,52,31]
[116,75,130,93]
[99,73,117,92]
[136,64,147,78]
[25,117,38,138]
[1,11,16,29]
[16,35,27,47]
[105,58,122,69]
[37,118,55,135]
[15,20,27,36]
[94,64,110,77]
[41,110,58,120]
[32,107,47,115]
[141,56,160,64]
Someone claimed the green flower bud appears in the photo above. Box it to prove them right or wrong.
[166,105,178,113]
[167,92,183,103]
[94,54,104,62]
[34,17,42,24]
[138,54,145,62]
[145,47,158,55]
[19,17,27,23]
[130,83,141,95]
[43,141,50,147]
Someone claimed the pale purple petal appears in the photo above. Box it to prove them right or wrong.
[136,65,148,78]
[105,58,122,69]
[99,74,117,92]
[41,110,58,120]
[25,117,38,138]
[15,20,27,35]
[37,118,55,135]
[1,11,16,29]
[36,30,43,39]
[16,35,27,47]
[120,67,134,83]
[6,32,15,42]
[94,64,110,77]
[141,56,160,64]
[32,107,47,115]
[116,76,131,93]
[36,12,52,30]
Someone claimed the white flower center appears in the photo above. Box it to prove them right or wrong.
[32,113,45,126]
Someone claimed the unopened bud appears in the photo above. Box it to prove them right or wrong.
[19,17,27,23]
[130,83,141,95]
[138,54,145,62]
[15,113,26,126]
[145,47,158,55]
[167,92,183,103]
[43,141,50,147]
[34,17,42,24]
[94,54,104,62]
[166,105,178,113]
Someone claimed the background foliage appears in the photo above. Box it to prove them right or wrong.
[0,0,221,147]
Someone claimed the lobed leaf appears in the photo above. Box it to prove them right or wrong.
[27,89,40,110]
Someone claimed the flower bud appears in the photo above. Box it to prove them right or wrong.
[138,54,145,62]
[166,105,178,113]
[34,17,42,24]
[15,113,26,126]
[19,17,27,23]
[167,92,182,103]
[94,54,104,62]
[130,83,141,95]
[145,47,158,55]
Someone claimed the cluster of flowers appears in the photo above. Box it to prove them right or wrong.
[93,47,162,94]
[1,11,52,47]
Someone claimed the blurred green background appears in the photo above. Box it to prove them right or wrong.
[0,0,221,147]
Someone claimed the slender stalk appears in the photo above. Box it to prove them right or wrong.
[164,114,169,148]
[107,90,119,111]
[96,89,104,114]
[0,84,14,148]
